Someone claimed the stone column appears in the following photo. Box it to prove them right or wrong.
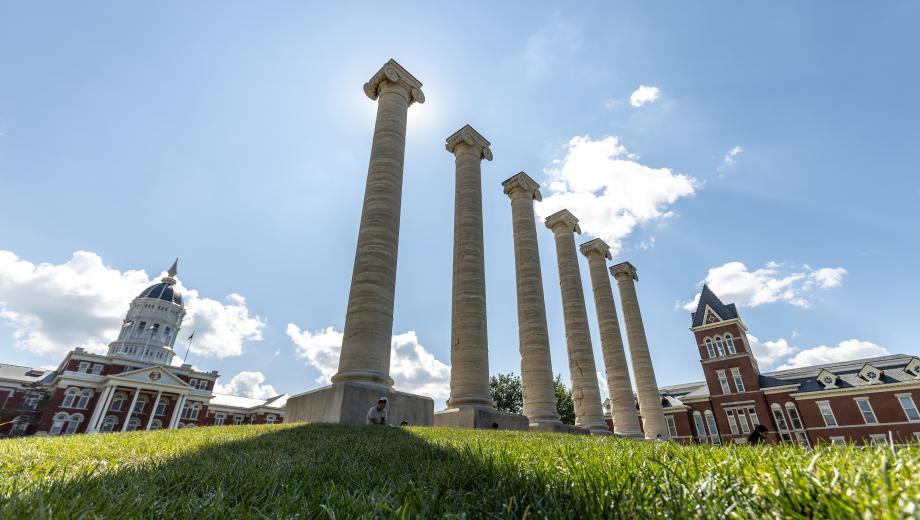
[146,391,163,430]
[445,125,493,408]
[545,210,610,435]
[579,239,643,437]
[121,387,140,433]
[85,384,112,434]
[502,172,562,428]
[332,59,425,388]
[611,261,668,439]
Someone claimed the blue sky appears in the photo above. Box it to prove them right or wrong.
[1,2,918,404]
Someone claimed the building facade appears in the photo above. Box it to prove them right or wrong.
[0,260,286,438]
[641,285,920,446]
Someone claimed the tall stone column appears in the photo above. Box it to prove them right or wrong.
[579,239,642,437]
[610,261,668,439]
[545,210,610,435]
[502,172,562,428]
[331,59,425,388]
[445,125,493,408]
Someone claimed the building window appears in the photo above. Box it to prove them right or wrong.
[91,363,103,375]
[716,370,731,394]
[64,414,84,434]
[704,339,715,358]
[76,389,93,409]
[152,323,160,334]
[771,403,793,442]
[190,404,201,420]
[61,388,79,408]
[150,419,162,430]
[126,417,141,431]
[197,380,209,390]
[855,398,878,425]
[692,412,707,443]
[869,434,887,447]
[736,409,751,434]
[829,437,846,446]
[703,411,720,444]
[214,413,226,426]
[136,322,146,336]
[49,412,70,435]
[730,368,746,393]
[155,399,167,416]
[266,414,276,425]
[134,396,148,414]
[110,393,126,412]
[726,410,739,435]
[164,326,171,338]
[77,361,90,373]
[725,334,736,354]
[664,415,677,437]
[233,415,243,425]
[816,401,838,427]
[714,337,726,356]
[189,378,199,388]
[897,394,920,422]
[24,394,40,409]
[101,416,118,432]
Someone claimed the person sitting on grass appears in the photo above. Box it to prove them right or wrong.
[367,397,388,426]
[747,424,768,445]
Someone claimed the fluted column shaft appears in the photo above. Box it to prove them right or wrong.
[546,213,609,434]
[505,177,560,425]
[334,62,423,388]
[447,139,492,408]
[612,265,668,439]
[581,245,642,437]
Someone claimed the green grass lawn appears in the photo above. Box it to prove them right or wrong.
[1,423,918,519]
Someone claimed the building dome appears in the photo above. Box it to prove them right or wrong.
[136,258,182,305]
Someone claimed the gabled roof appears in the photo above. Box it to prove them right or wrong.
[691,285,740,328]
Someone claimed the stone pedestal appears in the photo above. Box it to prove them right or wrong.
[529,422,590,435]
[287,381,434,426]
[433,406,529,430]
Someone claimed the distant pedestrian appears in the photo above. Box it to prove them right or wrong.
[748,424,768,445]
[367,397,388,426]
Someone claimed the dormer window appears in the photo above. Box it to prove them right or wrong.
[858,363,883,384]
[816,369,838,389]
[905,358,920,378]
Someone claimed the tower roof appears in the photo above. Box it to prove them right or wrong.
[137,259,183,305]
[690,284,738,327]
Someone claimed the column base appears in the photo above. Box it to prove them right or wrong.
[433,406,529,431]
[286,381,434,426]
[580,422,614,436]
[529,422,590,435]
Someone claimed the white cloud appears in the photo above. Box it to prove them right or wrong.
[776,339,889,370]
[682,261,847,310]
[717,145,744,172]
[0,250,265,359]
[214,371,278,399]
[747,334,797,369]
[286,325,451,401]
[629,85,661,107]
[537,135,697,255]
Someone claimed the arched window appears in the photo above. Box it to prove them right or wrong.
[190,403,201,420]
[266,414,276,424]
[725,334,736,354]
[149,419,162,430]
[703,410,721,444]
[110,393,126,412]
[155,398,168,416]
[64,414,84,434]
[784,403,804,430]
[61,388,79,408]
[76,389,93,409]
[49,412,70,435]
[126,417,141,431]
[704,338,715,358]
[214,413,226,426]
[134,396,148,414]
[692,411,707,442]
[771,403,794,443]
[714,337,726,356]
[101,415,118,432]
[181,402,192,419]
[185,424,196,428]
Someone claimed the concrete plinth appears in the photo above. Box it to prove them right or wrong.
[433,406,529,430]
[529,422,590,435]
[287,381,434,426]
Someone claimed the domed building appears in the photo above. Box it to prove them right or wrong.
[0,260,286,437]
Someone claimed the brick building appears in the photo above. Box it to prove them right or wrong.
[636,285,920,446]
[0,260,286,437]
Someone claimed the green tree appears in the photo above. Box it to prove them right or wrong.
[554,375,576,425]
[489,373,523,414]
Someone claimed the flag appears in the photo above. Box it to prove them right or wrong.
[187,332,195,341]
[121,321,133,329]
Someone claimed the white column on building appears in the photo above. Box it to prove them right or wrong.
[86,384,112,433]
[146,391,163,430]
[168,394,186,429]
[121,387,141,433]
[91,385,119,432]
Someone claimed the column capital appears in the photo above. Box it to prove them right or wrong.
[544,209,581,234]
[579,238,612,260]
[502,172,542,201]
[363,59,425,105]
[445,124,493,161]
[610,261,639,282]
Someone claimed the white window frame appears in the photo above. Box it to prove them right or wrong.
[77,361,91,373]
[704,411,720,444]
[730,368,746,393]
[747,406,760,427]
[896,394,920,422]
[190,403,201,420]
[155,399,168,416]
[784,403,804,430]
[716,370,731,394]
[61,388,78,408]
[725,334,737,354]
[101,415,118,432]
[664,415,678,437]
[829,436,846,446]
[704,338,715,358]
[265,414,276,425]
[76,389,93,409]
[49,412,69,435]
[109,393,126,412]
[816,400,838,427]
[90,363,103,375]
[714,337,726,356]
[692,412,708,442]
[150,419,162,430]
[134,397,148,414]
[214,413,226,426]
[869,434,887,447]
[233,415,243,425]
[854,397,878,425]
[771,403,792,443]
[736,408,751,434]
[64,414,83,434]
[126,417,141,431]
[725,410,739,435]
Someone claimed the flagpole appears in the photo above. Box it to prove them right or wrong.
[183,329,197,364]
